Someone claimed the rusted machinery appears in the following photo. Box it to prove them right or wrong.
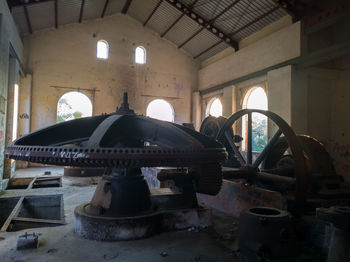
[5,93,226,240]
[200,110,350,214]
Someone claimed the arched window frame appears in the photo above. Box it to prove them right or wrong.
[57,91,93,123]
[97,40,109,59]
[241,86,268,152]
[146,99,174,122]
[205,97,223,118]
[135,46,146,64]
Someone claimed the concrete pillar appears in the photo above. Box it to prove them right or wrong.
[4,57,20,178]
[222,86,234,118]
[17,74,32,169]
[267,65,292,137]
[192,91,201,131]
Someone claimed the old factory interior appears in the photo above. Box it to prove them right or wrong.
[0,0,350,261]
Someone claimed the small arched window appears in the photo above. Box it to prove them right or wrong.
[242,87,268,152]
[97,40,109,59]
[57,92,93,123]
[206,97,223,117]
[135,46,146,64]
[146,99,174,122]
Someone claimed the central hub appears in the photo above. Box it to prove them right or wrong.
[85,168,153,217]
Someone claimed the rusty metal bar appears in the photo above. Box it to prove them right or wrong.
[23,5,32,34]
[165,0,238,50]
[144,0,163,26]
[101,0,110,18]
[79,0,85,23]
[121,0,133,14]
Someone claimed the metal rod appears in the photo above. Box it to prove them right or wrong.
[193,40,222,59]
[50,86,100,92]
[253,129,283,169]
[247,112,252,164]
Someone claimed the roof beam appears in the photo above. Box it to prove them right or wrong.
[54,0,58,28]
[79,0,85,23]
[144,0,163,26]
[160,0,199,38]
[23,5,32,34]
[8,0,53,8]
[165,0,238,50]
[271,0,298,20]
[177,0,240,49]
[121,0,133,14]
[101,0,110,18]
[194,5,279,59]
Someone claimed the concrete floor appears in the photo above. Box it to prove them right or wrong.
[0,167,240,262]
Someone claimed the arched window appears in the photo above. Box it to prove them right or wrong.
[57,92,93,123]
[97,40,109,59]
[146,99,174,122]
[135,46,146,64]
[206,97,223,117]
[242,87,268,152]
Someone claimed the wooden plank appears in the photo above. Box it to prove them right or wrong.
[0,196,24,232]
[12,217,65,225]
[0,176,38,231]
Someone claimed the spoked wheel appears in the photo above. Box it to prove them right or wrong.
[216,109,311,212]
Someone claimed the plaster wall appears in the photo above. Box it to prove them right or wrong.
[23,14,199,132]
[330,68,350,182]
[0,0,23,187]
[198,21,300,91]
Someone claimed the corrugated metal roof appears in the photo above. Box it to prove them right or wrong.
[146,1,182,35]
[11,6,28,33]
[83,0,105,20]
[9,0,290,61]
[58,0,81,26]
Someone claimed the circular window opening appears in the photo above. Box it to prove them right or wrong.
[146,99,174,122]
[57,92,92,123]
[206,97,222,117]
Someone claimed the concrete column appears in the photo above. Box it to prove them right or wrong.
[17,74,32,169]
[222,86,234,117]
[267,65,292,137]
[192,91,201,131]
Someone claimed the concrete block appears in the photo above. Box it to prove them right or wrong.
[17,232,39,250]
